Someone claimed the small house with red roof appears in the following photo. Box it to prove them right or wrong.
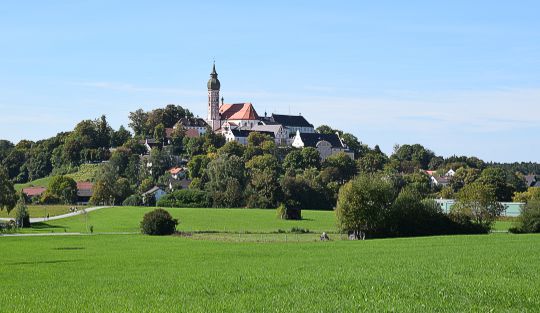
[22,186,47,199]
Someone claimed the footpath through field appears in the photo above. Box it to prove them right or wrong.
[0,206,110,223]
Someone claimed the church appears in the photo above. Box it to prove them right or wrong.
[203,63,353,160]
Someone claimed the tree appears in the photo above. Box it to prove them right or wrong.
[148,148,171,180]
[187,155,211,180]
[316,125,335,134]
[45,175,78,204]
[323,152,356,183]
[140,208,178,235]
[0,166,17,213]
[301,148,321,169]
[340,133,369,158]
[218,141,245,158]
[14,195,30,228]
[205,154,246,207]
[128,109,149,136]
[111,125,132,147]
[452,182,504,230]
[245,155,281,208]
[169,126,186,154]
[283,149,304,172]
[477,167,514,201]
[511,200,540,233]
[391,144,435,171]
[90,163,119,205]
[513,187,540,203]
[449,167,481,192]
[357,151,388,174]
[335,174,395,237]
[402,172,432,197]
[153,123,166,145]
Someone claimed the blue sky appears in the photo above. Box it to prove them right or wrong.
[0,1,539,162]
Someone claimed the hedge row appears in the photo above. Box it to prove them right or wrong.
[156,189,210,208]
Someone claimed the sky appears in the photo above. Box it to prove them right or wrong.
[0,1,539,162]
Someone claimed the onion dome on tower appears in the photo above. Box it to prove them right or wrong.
[207,63,221,90]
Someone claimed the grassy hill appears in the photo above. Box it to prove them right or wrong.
[14,163,101,191]
[1,232,539,312]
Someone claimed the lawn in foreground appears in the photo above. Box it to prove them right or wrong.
[1,234,539,312]
[23,206,338,234]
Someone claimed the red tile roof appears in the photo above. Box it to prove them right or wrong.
[169,167,184,175]
[220,103,259,120]
[185,128,199,138]
[22,186,46,197]
[77,182,94,191]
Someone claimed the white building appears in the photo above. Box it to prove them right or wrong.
[291,130,353,160]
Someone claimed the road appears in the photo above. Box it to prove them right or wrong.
[0,206,111,223]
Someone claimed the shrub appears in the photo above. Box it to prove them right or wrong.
[15,196,30,228]
[122,194,143,206]
[510,200,540,233]
[277,203,302,220]
[157,189,210,208]
[140,208,179,235]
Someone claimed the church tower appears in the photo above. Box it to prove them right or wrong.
[207,63,221,131]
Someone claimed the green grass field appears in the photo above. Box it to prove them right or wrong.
[22,207,337,235]
[18,206,514,236]
[2,207,536,312]
[0,205,88,218]
[14,163,101,191]
[1,234,539,312]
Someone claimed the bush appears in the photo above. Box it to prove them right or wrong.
[277,203,302,220]
[15,197,30,228]
[510,200,540,233]
[140,209,179,235]
[122,194,143,206]
[157,189,210,208]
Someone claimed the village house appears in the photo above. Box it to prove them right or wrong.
[291,131,353,160]
[22,186,46,200]
[76,182,94,204]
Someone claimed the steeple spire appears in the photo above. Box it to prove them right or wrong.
[207,62,220,90]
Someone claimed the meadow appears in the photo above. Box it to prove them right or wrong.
[0,205,88,218]
[20,207,338,235]
[1,233,539,312]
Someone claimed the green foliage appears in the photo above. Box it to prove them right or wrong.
[356,150,388,174]
[140,208,178,235]
[280,169,333,210]
[218,141,245,158]
[44,175,78,204]
[452,182,504,230]
[513,187,540,203]
[476,167,522,202]
[282,148,321,172]
[391,144,435,171]
[336,174,395,236]
[0,166,18,213]
[14,195,30,228]
[323,152,356,182]
[276,203,302,220]
[157,189,210,208]
[91,163,133,205]
[245,155,281,208]
[510,200,540,233]
[110,125,132,148]
[205,154,246,207]
[122,194,143,206]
